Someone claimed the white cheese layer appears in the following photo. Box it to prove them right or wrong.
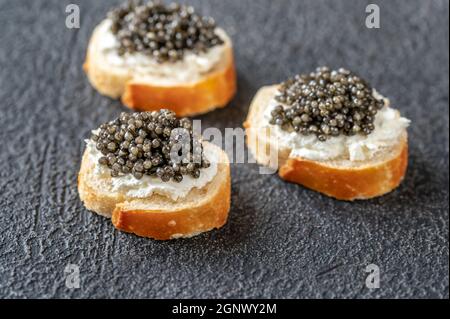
[85,138,219,201]
[96,19,228,85]
[263,90,410,162]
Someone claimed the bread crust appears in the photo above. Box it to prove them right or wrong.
[84,21,236,116]
[112,170,230,240]
[278,141,408,200]
[78,142,231,240]
[245,85,409,201]
[121,48,236,116]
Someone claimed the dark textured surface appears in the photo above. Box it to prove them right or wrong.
[0,0,448,299]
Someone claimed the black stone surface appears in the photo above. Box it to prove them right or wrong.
[0,0,448,299]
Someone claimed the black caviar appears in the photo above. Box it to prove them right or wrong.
[91,110,210,182]
[107,0,224,63]
[270,67,385,141]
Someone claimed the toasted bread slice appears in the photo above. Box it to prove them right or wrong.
[84,21,236,116]
[78,142,230,240]
[244,85,408,201]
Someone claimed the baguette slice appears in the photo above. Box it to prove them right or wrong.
[78,142,230,240]
[84,21,236,116]
[244,85,408,201]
